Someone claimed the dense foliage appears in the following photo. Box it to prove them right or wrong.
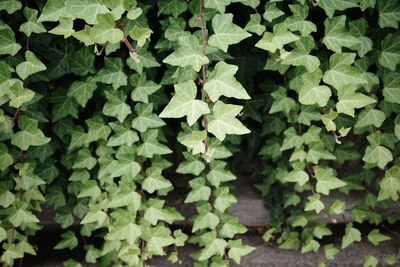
[0,0,399,266]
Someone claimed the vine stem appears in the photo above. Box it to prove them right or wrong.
[117,20,136,54]
[321,107,341,144]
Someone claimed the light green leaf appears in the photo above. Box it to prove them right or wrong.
[208,101,250,141]
[204,61,250,102]
[16,51,47,80]
[355,108,386,128]
[360,0,376,11]
[263,3,284,22]
[145,225,176,256]
[49,17,74,38]
[158,0,188,18]
[185,184,211,203]
[108,223,141,245]
[214,187,237,213]
[38,0,74,22]
[378,33,400,71]
[208,13,251,52]
[142,167,172,194]
[163,35,209,72]
[9,208,39,227]
[383,72,400,104]
[66,0,109,25]
[342,223,361,249]
[144,198,183,225]
[324,244,339,260]
[204,0,230,13]
[377,165,400,201]
[94,57,127,90]
[281,128,304,151]
[192,205,220,232]
[282,37,320,73]
[107,119,138,147]
[227,239,255,264]
[137,129,172,158]
[7,80,35,108]
[0,22,21,56]
[285,170,309,186]
[207,160,236,188]
[323,16,360,53]
[313,224,332,239]
[159,80,210,126]
[362,145,393,169]
[132,103,165,132]
[67,78,97,108]
[102,89,131,122]
[301,239,320,253]
[336,84,376,117]
[176,152,205,176]
[130,73,161,103]
[19,7,46,37]
[0,143,12,171]
[378,0,400,29]
[364,253,378,267]
[181,130,206,154]
[244,14,266,36]
[126,48,161,75]
[0,191,15,208]
[73,148,97,170]
[314,166,346,195]
[305,194,325,214]
[90,13,123,44]
[11,116,50,150]
[269,86,296,115]
[319,0,359,18]
[85,115,111,143]
[54,231,78,250]
[129,25,152,47]
[367,229,390,246]
[255,23,299,53]
[285,4,316,36]
[0,0,21,14]
[299,68,331,106]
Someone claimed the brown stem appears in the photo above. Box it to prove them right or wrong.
[98,41,108,55]
[117,20,136,53]
[290,110,295,129]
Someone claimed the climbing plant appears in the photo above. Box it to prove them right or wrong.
[0,0,399,266]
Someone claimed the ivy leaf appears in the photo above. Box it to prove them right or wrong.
[306,143,336,164]
[255,23,299,53]
[102,89,131,122]
[360,0,376,11]
[107,119,138,147]
[199,236,228,261]
[349,18,373,57]
[0,143,13,171]
[185,179,211,203]
[377,0,400,29]
[204,61,250,102]
[304,194,325,214]
[319,0,359,18]
[145,225,176,256]
[263,3,284,22]
[204,0,230,13]
[38,0,74,22]
[378,33,400,71]
[142,167,173,194]
[207,160,236,188]
[214,187,237,213]
[0,22,21,56]
[49,17,74,38]
[285,4,316,36]
[72,148,97,170]
[342,223,361,249]
[11,116,50,150]
[157,0,188,18]
[163,35,209,72]
[244,14,266,36]
[129,25,152,47]
[192,203,220,232]
[314,166,347,195]
[377,165,400,201]
[281,128,304,151]
[208,13,251,52]
[367,229,390,246]
[382,72,400,104]
[208,101,250,141]
[130,74,161,104]
[324,244,339,260]
[137,129,172,158]
[9,208,39,227]
[301,239,320,254]
[269,87,296,115]
[362,145,393,169]
[323,16,360,53]
[299,68,331,107]
[282,36,320,73]
[7,80,35,108]
[313,224,332,239]
[279,232,300,250]
[126,48,161,75]
[108,190,141,210]
[16,51,47,80]
[159,80,210,126]
[181,130,206,154]
[132,103,166,132]
[54,231,78,250]
[49,88,79,122]
[355,108,386,128]
[94,57,127,90]
[177,152,205,175]
[69,46,96,77]
[67,78,97,107]
[285,170,309,186]
[19,7,46,37]
[336,84,376,117]
[66,0,109,25]
[85,115,111,143]
[144,198,183,225]
[0,0,22,14]
[108,223,141,245]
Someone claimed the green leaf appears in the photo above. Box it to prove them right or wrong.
[158,0,188,18]
[255,23,299,53]
[0,0,22,14]
[94,57,127,90]
[377,165,400,201]
[63,259,82,267]
[54,231,78,250]
[313,224,332,239]
[319,0,359,18]
[324,244,339,260]
[362,145,393,170]
[11,116,50,150]
[301,239,320,253]
[163,35,209,72]
[0,22,21,56]
[336,84,376,117]
[102,89,131,122]
[0,191,15,208]
[159,80,210,126]
[282,37,320,73]
[364,253,378,267]
[227,239,255,264]
[279,232,300,250]
[16,51,47,80]
[378,33,400,71]
[38,0,74,22]
[285,4,316,36]
[269,87,296,115]
[9,208,39,227]
[69,46,96,77]
[285,170,309,186]
[19,7,46,37]
[142,167,172,194]
[181,130,207,154]
[204,61,250,102]
[7,80,35,108]
[177,152,205,175]
[281,128,304,151]
[342,223,361,249]
[199,237,228,261]
[129,25,152,47]
[145,225,176,256]
[85,115,111,143]
[108,190,141,210]
[49,88,79,122]
[208,101,250,141]
[323,16,360,53]
[185,182,211,203]
[144,198,183,225]
[305,194,325,214]
[367,229,390,246]
[137,129,172,158]
[383,72,400,104]
[314,166,346,195]
[244,14,266,36]
[66,0,109,25]
[192,203,220,232]
[208,13,251,52]
[349,18,373,57]
[360,0,376,11]
[299,68,331,106]
[214,187,237,213]
[49,17,74,38]
[108,223,141,245]
[73,148,97,170]
[263,3,284,22]
[130,73,161,103]
[107,119,138,147]
[378,0,400,29]
[132,103,165,132]
[204,0,230,13]
[67,78,97,107]
[126,48,160,75]
[355,108,386,128]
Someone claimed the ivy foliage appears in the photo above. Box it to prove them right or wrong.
[0,0,399,266]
